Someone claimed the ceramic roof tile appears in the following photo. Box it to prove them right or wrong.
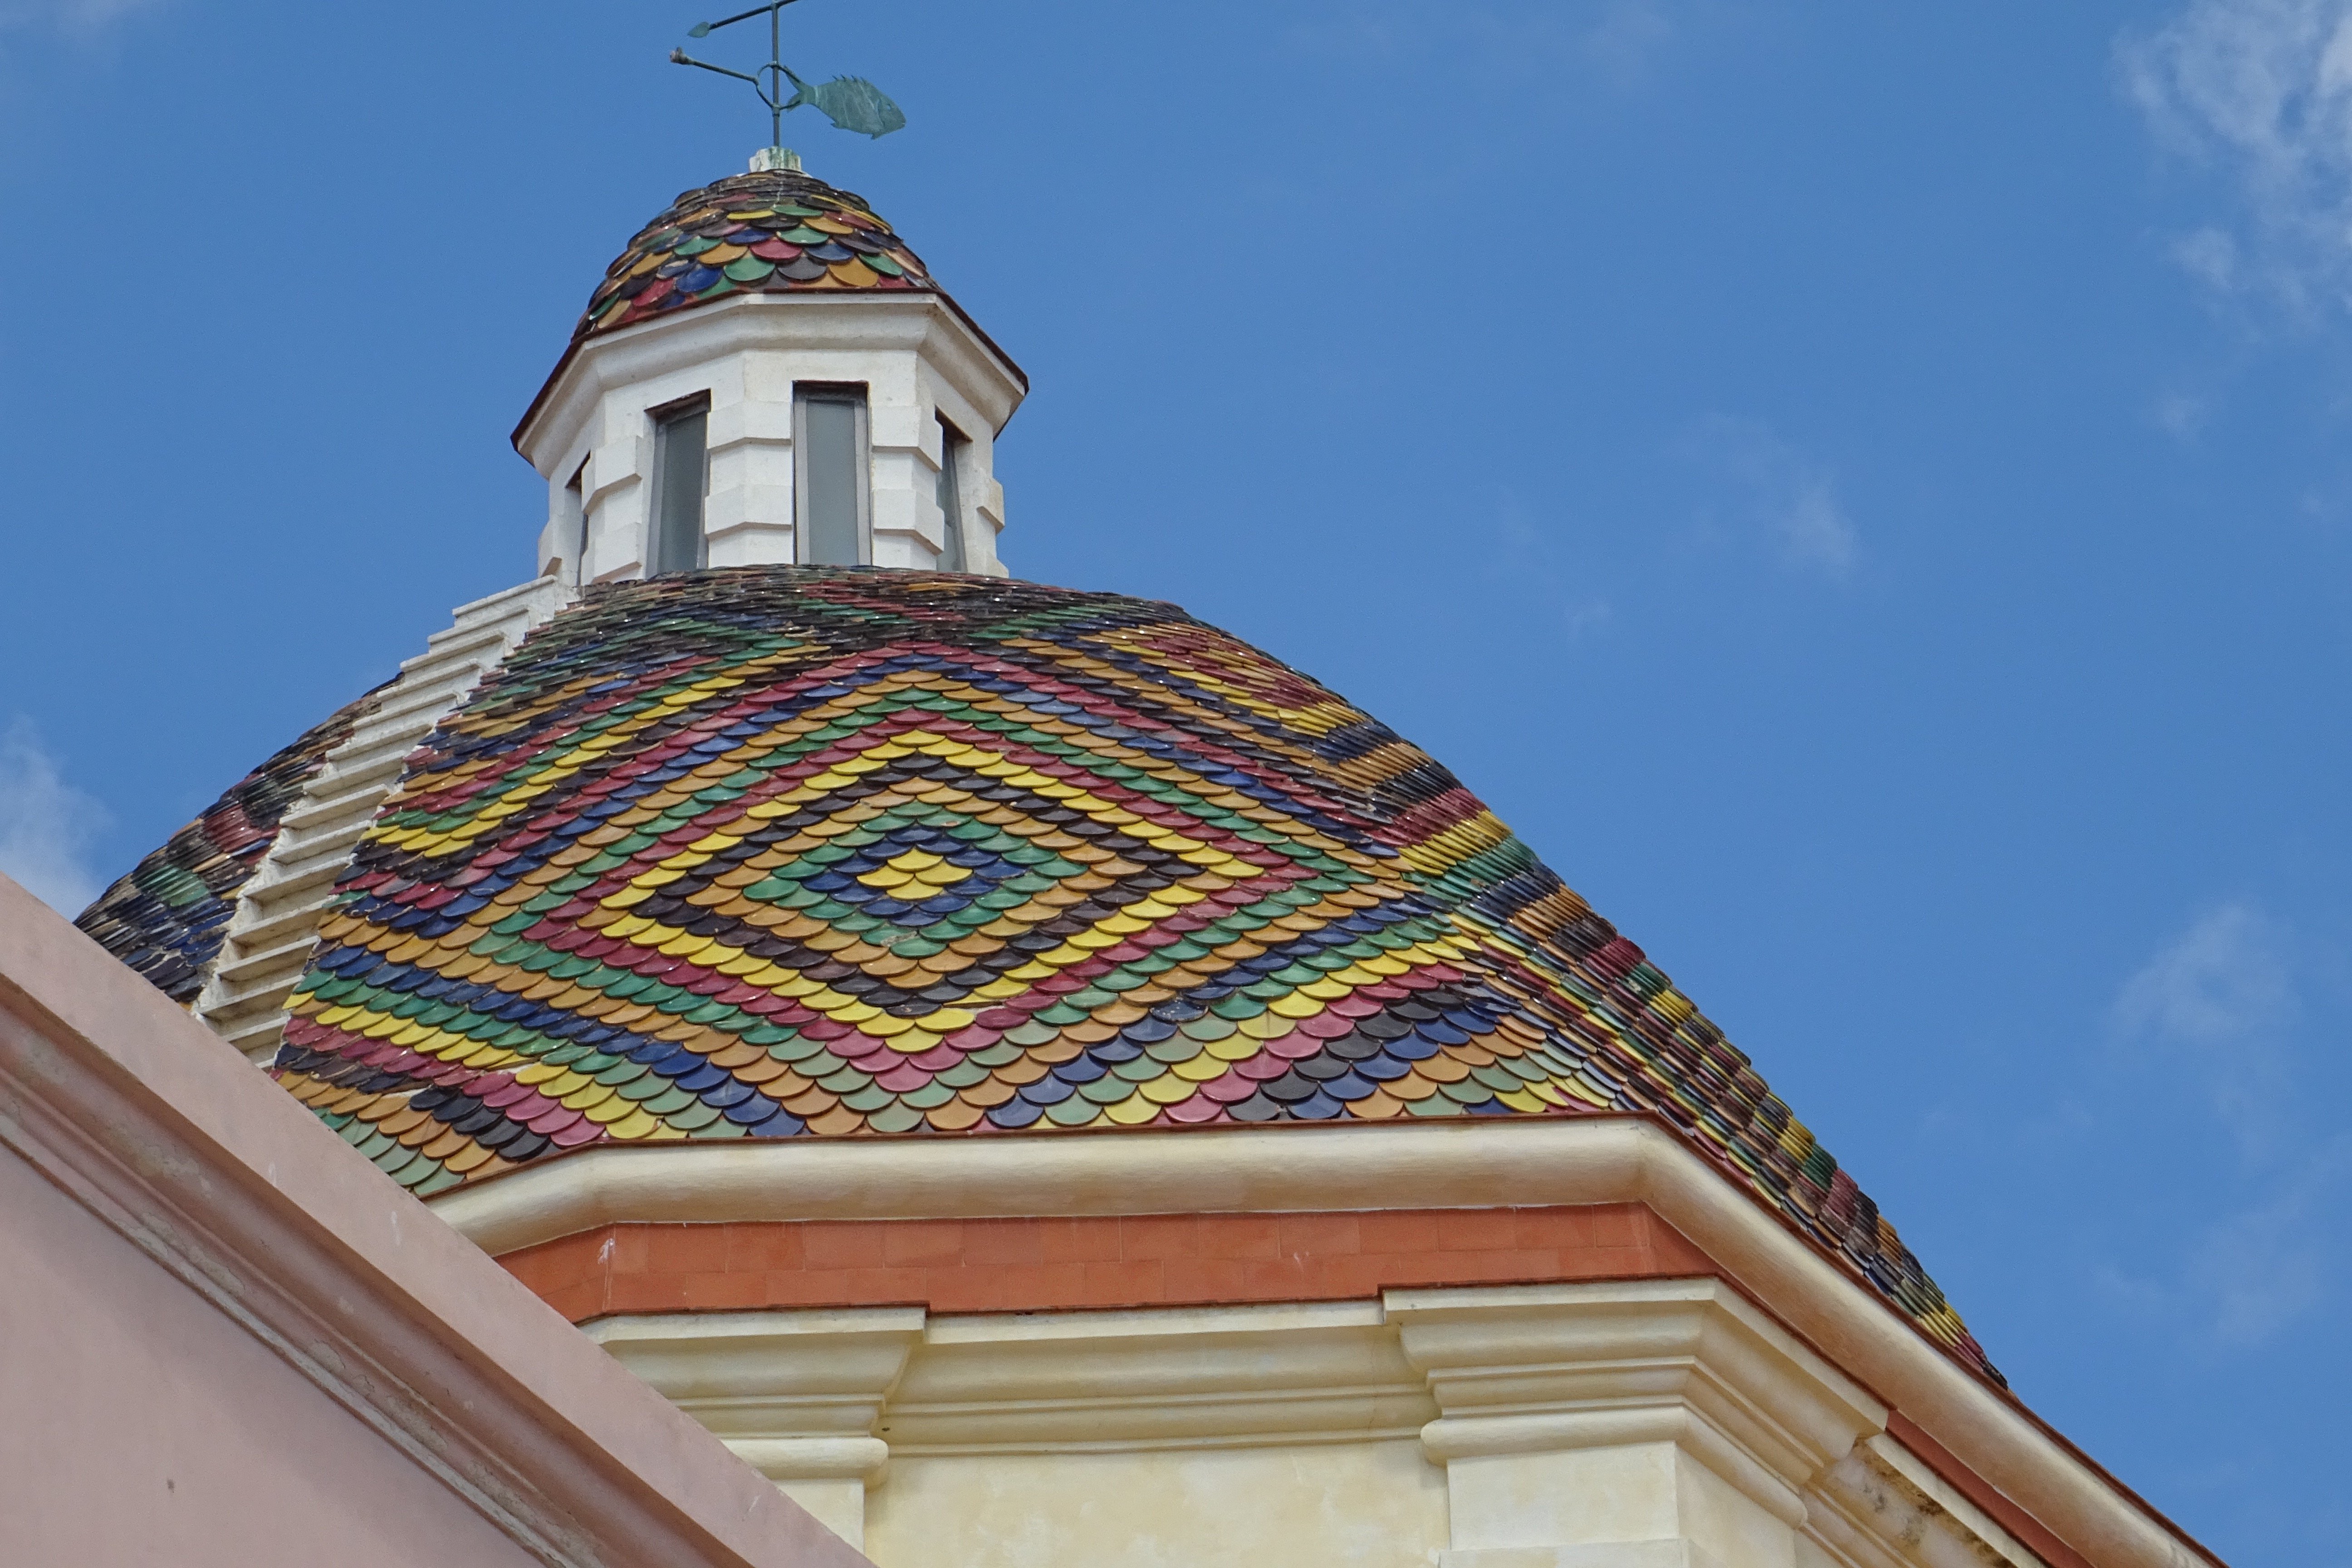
[74,683,392,1003]
[572,169,934,347]
[244,567,1997,1383]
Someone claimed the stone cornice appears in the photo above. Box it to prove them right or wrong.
[430,1120,2213,1568]
[1810,1434,2058,1568]
[0,876,865,1568]
[515,292,1028,476]
[1392,1280,1882,1533]
[578,1286,2043,1568]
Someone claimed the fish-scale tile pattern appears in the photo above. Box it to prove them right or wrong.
[75,685,391,1003]
[575,169,933,345]
[267,567,1998,1383]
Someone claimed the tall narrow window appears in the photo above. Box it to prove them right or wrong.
[935,417,969,573]
[794,384,868,566]
[563,460,588,582]
[648,400,708,574]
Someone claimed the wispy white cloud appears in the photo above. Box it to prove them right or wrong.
[1494,496,1617,637]
[2114,900,2298,1153]
[2116,901,2297,1046]
[1561,597,1616,637]
[2120,0,2352,314]
[1686,416,1859,579]
[2189,1140,2348,1342]
[0,718,110,915]
[2107,902,2348,1344]
[1781,473,1857,576]
[1579,0,1676,88]
[2153,389,2212,437]
[2174,225,2244,294]
[0,0,165,36]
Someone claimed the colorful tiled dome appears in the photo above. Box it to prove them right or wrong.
[142,566,1997,1381]
[76,685,389,1003]
[575,168,936,346]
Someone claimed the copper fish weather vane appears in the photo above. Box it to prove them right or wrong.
[670,0,907,164]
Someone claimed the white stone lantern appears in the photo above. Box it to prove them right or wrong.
[512,167,1026,584]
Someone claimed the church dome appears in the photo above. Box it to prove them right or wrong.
[74,686,390,1003]
[573,168,937,347]
[81,566,1995,1381]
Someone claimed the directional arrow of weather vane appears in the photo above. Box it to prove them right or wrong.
[669,0,908,147]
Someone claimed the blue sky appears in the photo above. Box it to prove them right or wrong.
[3,0,2347,1559]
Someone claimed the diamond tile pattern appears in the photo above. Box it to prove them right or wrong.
[253,567,1994,1380]
[75,684,391,1002]
[574,169,933,346]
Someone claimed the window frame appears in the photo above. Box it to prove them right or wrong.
[935,414,970,573]
[562,458,589,583]
[792,382,872,567]
[646,392,712,575]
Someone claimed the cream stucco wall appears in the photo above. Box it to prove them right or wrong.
[870,1441,1448,1568]
[590,1286,2069,1568]
[453,1124,2213,1568]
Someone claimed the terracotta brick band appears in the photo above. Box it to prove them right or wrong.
[499,1201,1717,1323]
[499,1200,2130,1568]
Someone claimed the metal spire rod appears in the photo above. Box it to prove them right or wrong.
[669,0,904,150]
[671,0,803,150]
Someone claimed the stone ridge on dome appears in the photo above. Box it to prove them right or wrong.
[258,565,1999,1383]
[575,169,935,345]
[75,684,391,1004]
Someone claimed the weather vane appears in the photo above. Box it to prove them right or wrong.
[670,0,905,169]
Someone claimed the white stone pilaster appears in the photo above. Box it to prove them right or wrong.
[581,429,652,582]
[1391,1281,1885,1568]
[567,1279,2063,1568]
[705,387,797,567]
[587,1308,924,1553]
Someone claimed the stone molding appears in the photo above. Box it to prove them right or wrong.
[193,575,576,1063]
[1393,1281,1881,1563]
[573,1286,2050,1568]
[1808,1435,2054,1568]
[428,1122,2210,1568]
[516,290,1026,469]
[890,1298,1431,1455]
[593,1308,924,1551]
[592,1298,1429,1553]
[517,294,1024,582]
[0,874,865,1568]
